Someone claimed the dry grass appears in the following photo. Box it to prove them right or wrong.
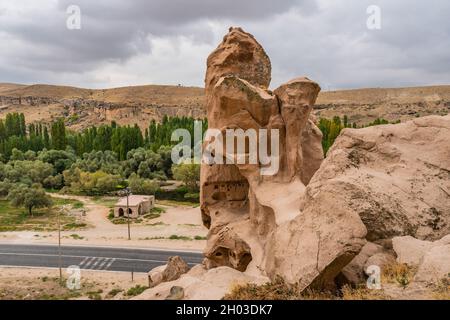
[0,267,149,300]
[432,275,450,300]
[223,278,335,300]
[341,285,390,300]
[224,279,393,301]
[381,262,417,287]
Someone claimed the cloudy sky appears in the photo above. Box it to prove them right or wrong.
[0,0,449,90]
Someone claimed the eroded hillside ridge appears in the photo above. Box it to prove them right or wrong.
[0,82,449,130]
[0,84,205,130]
[314,86,450,124]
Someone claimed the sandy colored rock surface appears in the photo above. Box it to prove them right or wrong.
[414,244,450,284]
[306,114,450,242]
[198,27,369,292]
[392,234,450,284]
[392,236,435,266]
[135,266,269,300]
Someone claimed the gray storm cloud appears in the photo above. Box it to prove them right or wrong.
[0,0,448,89]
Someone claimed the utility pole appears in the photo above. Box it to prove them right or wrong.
[57,205,66,285]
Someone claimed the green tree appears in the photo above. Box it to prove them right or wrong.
[128,173,159,195]
[7,184,53,216]
[51,119,66,150]
[172,162,200,192]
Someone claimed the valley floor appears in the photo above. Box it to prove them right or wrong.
[0,193,206,251]
[0,266,148,300]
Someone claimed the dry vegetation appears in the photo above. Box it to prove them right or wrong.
[0,267,148,300]
[432,276,450,300]
[381,262,417,287]
[224,262,449,300]
[223,278,389,301]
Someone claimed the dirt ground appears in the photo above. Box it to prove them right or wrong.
[0,267,149,300]
[0,194,207,251]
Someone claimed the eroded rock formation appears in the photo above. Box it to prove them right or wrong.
[200,27,358,290]
[137,28,450,299]
[200,27,450,291]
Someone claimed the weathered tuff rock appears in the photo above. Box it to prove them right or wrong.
[199,27,450,292]
[339,242,395,285]
[306,115,450,242]
[392,234,450,284]
[200,27,369,291]
[147,256,190,288]
[142,28,450,299]
[136,266,269,300]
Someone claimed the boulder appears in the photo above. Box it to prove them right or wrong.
[364,252,396,274]
[136,266,269,300]
[165,286,185,300]
[391,234,450,285]
[414,244,450,283]
[392,236,434,267]
[148,265,167,288]
[305,115,450,242]
[163,256,190,282]
[147,256,190,288]
[340,242,385,285]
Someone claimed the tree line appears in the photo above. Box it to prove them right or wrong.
[0,111,397,215]
[0,113,204,215]
[318,115,398,155]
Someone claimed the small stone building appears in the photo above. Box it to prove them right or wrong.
[114,195,155,219]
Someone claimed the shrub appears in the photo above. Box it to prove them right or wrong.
[125,285,148,297]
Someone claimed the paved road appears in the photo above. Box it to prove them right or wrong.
[0,244,203,273]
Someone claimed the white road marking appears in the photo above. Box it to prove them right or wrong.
[83,257,96,268]
[0,252,168,263]
[104,258,116,270]
[91,257,103,269]
[97,258,110,270]
[79,257,89,267]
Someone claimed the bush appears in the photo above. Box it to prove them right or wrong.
[172,162,200,192]
[155,186,198,203]
[125,285,148,297]
[63,168,122,195]
[43,174,64,190]
[128,173,159,195]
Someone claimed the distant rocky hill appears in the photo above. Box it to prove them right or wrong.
[0,83,448,131]
[0,83,205,131]
[315,85,450,125]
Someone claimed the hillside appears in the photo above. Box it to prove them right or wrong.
[315,85,450,125]
[0,83,449,131]
[0,83,205,131]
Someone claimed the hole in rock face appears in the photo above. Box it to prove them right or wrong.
[215,252,223,257]
[201,208,211,229]
[236,253,253,272]
[212,192,227,201]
